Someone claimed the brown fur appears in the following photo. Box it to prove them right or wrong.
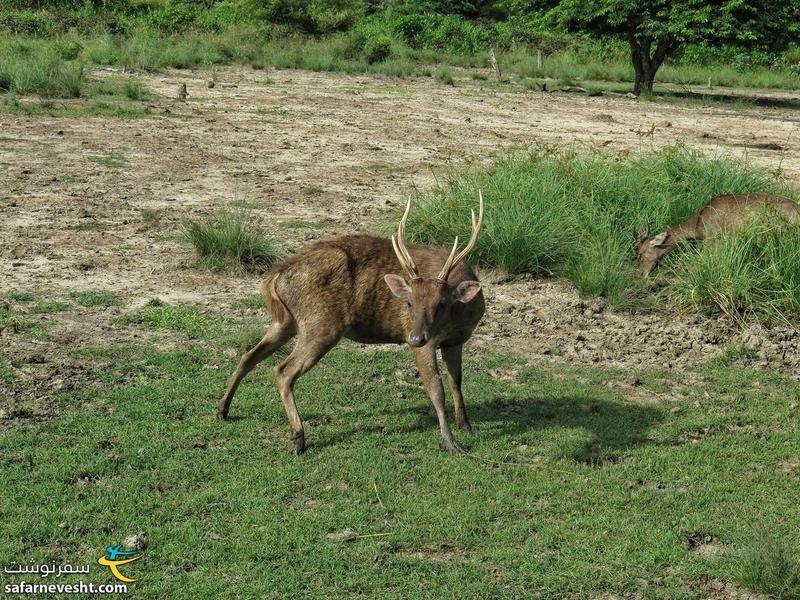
[636,193,800,277]
[218,234,485,454]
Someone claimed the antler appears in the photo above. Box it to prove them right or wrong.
[436,190,485,282]
[391,196,421,280]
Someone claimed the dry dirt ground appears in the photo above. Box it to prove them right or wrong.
[3,66,800,395]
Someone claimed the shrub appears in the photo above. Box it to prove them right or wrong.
[364,34,392,64]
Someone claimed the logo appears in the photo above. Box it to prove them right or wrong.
[97,545,143,583]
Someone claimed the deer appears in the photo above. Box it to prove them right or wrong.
[217,193,486,454]
[635,193,800,277]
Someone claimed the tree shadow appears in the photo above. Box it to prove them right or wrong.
[658,89,800,111]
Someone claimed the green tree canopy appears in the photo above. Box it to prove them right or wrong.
[543,0,800,94]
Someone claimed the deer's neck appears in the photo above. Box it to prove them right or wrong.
[668,217,703,245]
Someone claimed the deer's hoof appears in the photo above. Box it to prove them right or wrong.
[439,437,465,453]
[457,420,472,433]
[217,409,228,421]
[292,433,307,455]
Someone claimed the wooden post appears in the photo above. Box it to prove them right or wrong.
[537,49,544,70]
[490,48,501,81]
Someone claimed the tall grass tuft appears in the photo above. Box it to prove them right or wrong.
[184,210,282,273]
[736,532,800,599]
[390,144,798,313]
[671,213,800,321]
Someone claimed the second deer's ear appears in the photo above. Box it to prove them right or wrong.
[455,281,481,303]
[650,231,669,247]
[384,274,411,299]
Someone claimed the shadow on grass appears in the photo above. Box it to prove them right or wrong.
[327,393,663,464]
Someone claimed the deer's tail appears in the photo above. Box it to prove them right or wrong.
[261,267,292,325]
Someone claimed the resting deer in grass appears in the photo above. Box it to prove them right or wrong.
[218,193,486,454]
[636,193,800,277]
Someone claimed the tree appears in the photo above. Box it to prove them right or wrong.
[544,0,800,95]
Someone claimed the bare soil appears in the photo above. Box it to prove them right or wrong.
[3,67,800,391]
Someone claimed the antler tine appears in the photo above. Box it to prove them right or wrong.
[436,190,485,282]
[436,236,460,282]
[392,196,420,279]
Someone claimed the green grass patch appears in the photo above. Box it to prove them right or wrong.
[133,305,216,338]
[140,208,161,225]
[69,291,120,308]
[433,65,455,86]
[394,144,798,314]
[1,344,798,597]
[1,96,155,118]
[58,174,87,184]
[88,153,128,168]
[0,303,44,337]
[183,210,282,273]
[7,291,34,302]
[32,300,71,314]
[235,295,265,310]
[736,532,800,599]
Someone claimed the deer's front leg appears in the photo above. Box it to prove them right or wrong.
[441,344,470,432]
[413,345,463,453]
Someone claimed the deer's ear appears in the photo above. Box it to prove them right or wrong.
[455,281,481,303]
[384,274,411,299]
[650,231,669,247]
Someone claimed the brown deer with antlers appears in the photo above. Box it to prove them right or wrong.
[218,193,486,454]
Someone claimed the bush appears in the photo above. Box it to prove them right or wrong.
[184,210,282,273]
[364,34,392,64]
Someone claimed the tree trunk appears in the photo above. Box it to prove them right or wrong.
[628,32,678,96]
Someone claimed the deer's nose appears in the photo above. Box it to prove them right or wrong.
[409,332,428,347]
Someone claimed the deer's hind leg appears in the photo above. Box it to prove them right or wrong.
[218,320,295,420]
[273,330,341,454]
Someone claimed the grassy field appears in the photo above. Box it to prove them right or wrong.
[1,30,799,103]
[2,290,800,598]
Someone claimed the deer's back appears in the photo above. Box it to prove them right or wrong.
[694,193,800,237]
[268,235,484,344]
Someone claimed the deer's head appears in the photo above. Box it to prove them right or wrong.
[384,193,484,348]
[635,225,673,277]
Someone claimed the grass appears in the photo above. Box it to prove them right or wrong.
[1,337,798,598]
[141,208,161,226]
[433,65,455,86]
[736,532,800,599]
[1,31,798,105]
[88,153,127,168]
[133,305,216,338]
[1,95,156,118]
[393,144,799,318]
[69,291,120,307]
[670,214,800,321]
[183,210,282,273]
